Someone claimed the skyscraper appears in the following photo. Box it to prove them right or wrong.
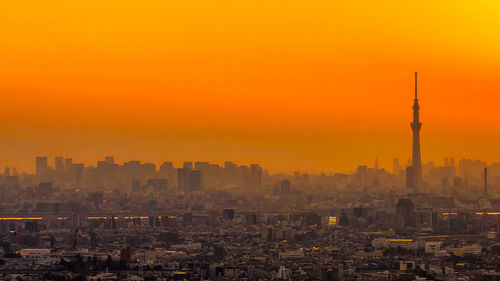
[55,157,64,173]
[36,156,48,176]
[105,156,115,165]
[178,168,202,193]
[407,72,422,191]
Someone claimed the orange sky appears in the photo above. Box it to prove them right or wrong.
[1,1,500,173]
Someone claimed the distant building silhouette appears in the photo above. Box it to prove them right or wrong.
[396,198,415,227]
[407,72,422,192]
[36,156,48,176]
[249,164,262,188]
[54,157,64,173]
[178,168,202,193]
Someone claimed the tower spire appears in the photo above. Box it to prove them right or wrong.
[415,72,417,98]
[407,72,422,192]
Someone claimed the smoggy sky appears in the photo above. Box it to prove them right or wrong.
[1,1,500,173]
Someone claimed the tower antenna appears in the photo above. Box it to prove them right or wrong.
[415,72,417,98]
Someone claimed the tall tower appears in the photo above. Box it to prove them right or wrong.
[411,72,422,188]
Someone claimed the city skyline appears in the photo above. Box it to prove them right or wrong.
[1,153,496,178]
[0,81,496,175]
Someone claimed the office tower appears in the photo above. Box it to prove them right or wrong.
[159,162,176,184]
[194,161,209,171]
[356,165,368,186]
[72,163,84,183]
[280,179,291,194]
[249,164,262,188]
[183,162,193,171]
[63,158,73,182]
[160,162,174,170]
[223,161,237,183]
[407,72,422,191]
[374,158,379,170]
[64,158,73,170]
[54,157,64,173]
[190,170,202,191]
[178,168,188,191]
[194,162,209,186]
[105,156,115,165]
[5,174,20,189]
[178,168,202,193]
[396,198,415,227]
[36,156,48,176]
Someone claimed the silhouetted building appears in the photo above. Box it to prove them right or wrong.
[249,164,262,188]
[36,156,48,176]
[183,162,193,170]
[105,156,115,165]
[190,170,202,191]
[178,168,202,193]
[280,180,291,194]
[54,157,64,173]
[396,199,415,227]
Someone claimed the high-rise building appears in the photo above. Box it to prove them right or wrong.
[64,158,73,170]
[249,164,262,188]
[194,161,209,171]
[396,198,415,227]
[54,157,64,173]
[183,162,193,171]
[178,168,188,191]
[178,168,202,192]
[280,179,291,194]
[190,170,202,191]
[356,165,368,186]
[408,72,422,191]
[105,156,115,165]
[36,156,48,176]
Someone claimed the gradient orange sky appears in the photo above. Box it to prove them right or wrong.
[1,1,500,173]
